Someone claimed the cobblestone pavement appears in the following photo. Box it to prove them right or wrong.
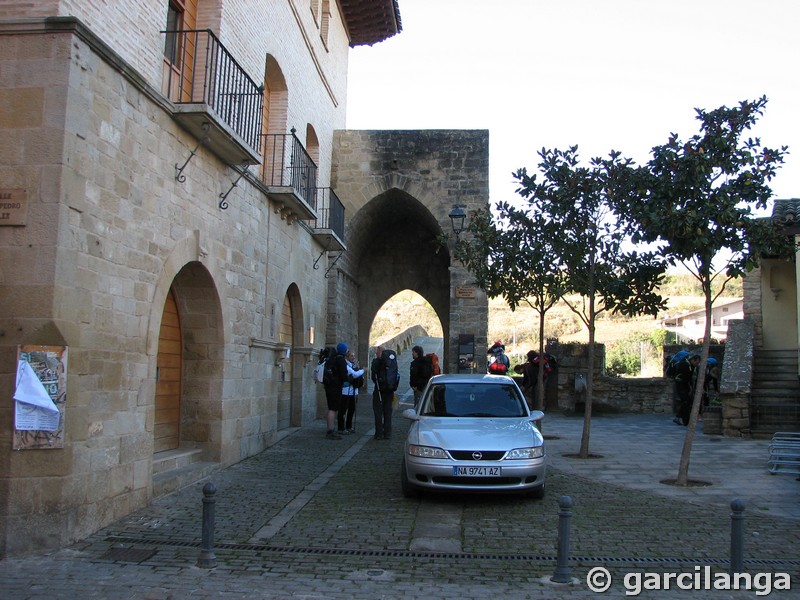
[1,402,799,599]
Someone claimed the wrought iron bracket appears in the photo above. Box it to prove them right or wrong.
[313,249,326,270]
[218,163,251,210]
[324,251,343,278]
[175,123,210,183]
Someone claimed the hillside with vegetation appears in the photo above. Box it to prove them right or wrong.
[371,274,741,375]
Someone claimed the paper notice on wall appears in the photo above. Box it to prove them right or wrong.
[14,360,60,431]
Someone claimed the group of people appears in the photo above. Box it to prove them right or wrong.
[320,343,405,441]
[669,351,720,426]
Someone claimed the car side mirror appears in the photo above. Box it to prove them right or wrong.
[529,410,544,421]
[402,408,419,421]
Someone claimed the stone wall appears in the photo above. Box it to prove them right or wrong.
[548,343,673,414]
[330,130,490,375]
[0,14,338,557]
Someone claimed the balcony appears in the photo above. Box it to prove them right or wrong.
[260,130,318,222]
[162,29,263,165]
[312,187,346,252]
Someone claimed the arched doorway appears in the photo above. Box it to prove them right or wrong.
[152,261,225,462]
[279,284,305,429]
[155,288,181,452]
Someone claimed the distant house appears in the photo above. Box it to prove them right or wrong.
[661,298,744,343]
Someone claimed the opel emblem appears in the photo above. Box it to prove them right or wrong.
[472,451,482,460]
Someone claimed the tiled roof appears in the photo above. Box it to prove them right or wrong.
[340,0,402,47]
[772,198,800,232]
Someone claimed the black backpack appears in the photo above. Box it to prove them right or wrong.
[322,347,338,386]
[377,348,400,391]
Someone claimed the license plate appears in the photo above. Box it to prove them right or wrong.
[453,466,501,476]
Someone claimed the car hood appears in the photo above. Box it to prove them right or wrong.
[409,417,544,451]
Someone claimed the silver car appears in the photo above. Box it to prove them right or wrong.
[401,373,546,498]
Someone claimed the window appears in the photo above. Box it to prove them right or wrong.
[164,1,184,65]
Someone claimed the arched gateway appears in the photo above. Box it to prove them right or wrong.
[328,130,490,371]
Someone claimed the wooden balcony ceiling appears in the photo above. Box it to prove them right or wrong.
[340,0,402,46]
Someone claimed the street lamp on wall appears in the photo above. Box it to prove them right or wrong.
[449,205,467,241]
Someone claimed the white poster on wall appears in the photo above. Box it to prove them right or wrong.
[14,360,60,431]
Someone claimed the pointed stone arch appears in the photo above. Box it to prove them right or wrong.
[330,129,491,373]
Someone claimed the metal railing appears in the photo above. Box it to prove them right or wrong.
[260,130,318,208]
[315,187,345,240]
[162,29,263,152]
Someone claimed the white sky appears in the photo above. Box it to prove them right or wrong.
[346,0,800,208]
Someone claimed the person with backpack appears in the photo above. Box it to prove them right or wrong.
[674,352,701,426]
[323,342,349,440]
[371,345,399,440]
[338,349,365,435]
[487,340,510,375]
[409,345,431,408]
[665,348,690,424]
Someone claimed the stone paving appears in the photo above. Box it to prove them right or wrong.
[1,400,799,599]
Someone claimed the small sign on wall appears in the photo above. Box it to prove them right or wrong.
[455,286,477,299]
[0,189,28,226]
[13,345,68,450]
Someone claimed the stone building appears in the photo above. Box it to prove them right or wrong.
[0,0,489,558]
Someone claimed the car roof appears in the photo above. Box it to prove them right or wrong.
[428,373,516,385]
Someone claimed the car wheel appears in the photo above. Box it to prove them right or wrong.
[400,458,417,498]
[528,482,546,500]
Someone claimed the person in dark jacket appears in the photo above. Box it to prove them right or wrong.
[371,346,393,440]
[409,345,430,408]
[324,342,349,439]
[674,353,701,426]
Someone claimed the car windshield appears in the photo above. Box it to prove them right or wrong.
[419,383,527,418]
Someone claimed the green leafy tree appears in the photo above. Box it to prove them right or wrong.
[455,202,568,412]
[513,147,668,458]
[623,96,796,485]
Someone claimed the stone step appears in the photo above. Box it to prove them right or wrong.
[152,448,204,475]
[153,460,219,498]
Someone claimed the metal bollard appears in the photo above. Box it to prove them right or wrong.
[197,482,217,568]
[552,495,573,583]
[729,498,745,575]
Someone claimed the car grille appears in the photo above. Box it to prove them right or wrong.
[448,450,506,461]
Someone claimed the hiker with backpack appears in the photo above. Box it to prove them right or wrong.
[665,349,690,425]
[338,349,365,435]
[409,345,432,408]
[487,340,510,375]
[323,342,349,440]
[674,352,701,426]
[371,345,399,440]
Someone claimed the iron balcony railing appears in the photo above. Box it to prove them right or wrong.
[260,130,318,209]
[162,29,263,152]
[315,187,345,241]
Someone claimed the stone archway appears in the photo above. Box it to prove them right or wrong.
[330,130,491,371]
[348,188,452,362]
[150,258,225,464]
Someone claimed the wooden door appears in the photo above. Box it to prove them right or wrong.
[277,295,292,430]
[155,289,182,452]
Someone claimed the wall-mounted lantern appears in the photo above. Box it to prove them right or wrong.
[449,205,467,241]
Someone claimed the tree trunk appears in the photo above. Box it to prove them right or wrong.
[578,300,596,458]
[675,291,712,485]
[536,304,546,413]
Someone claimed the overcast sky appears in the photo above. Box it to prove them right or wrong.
[346,0,800,210]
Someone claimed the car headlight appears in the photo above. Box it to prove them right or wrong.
[505,446,545,460]
[408,445,449,459]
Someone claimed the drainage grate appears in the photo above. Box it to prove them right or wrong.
[100,546,157,563]
[103,535,800,567]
